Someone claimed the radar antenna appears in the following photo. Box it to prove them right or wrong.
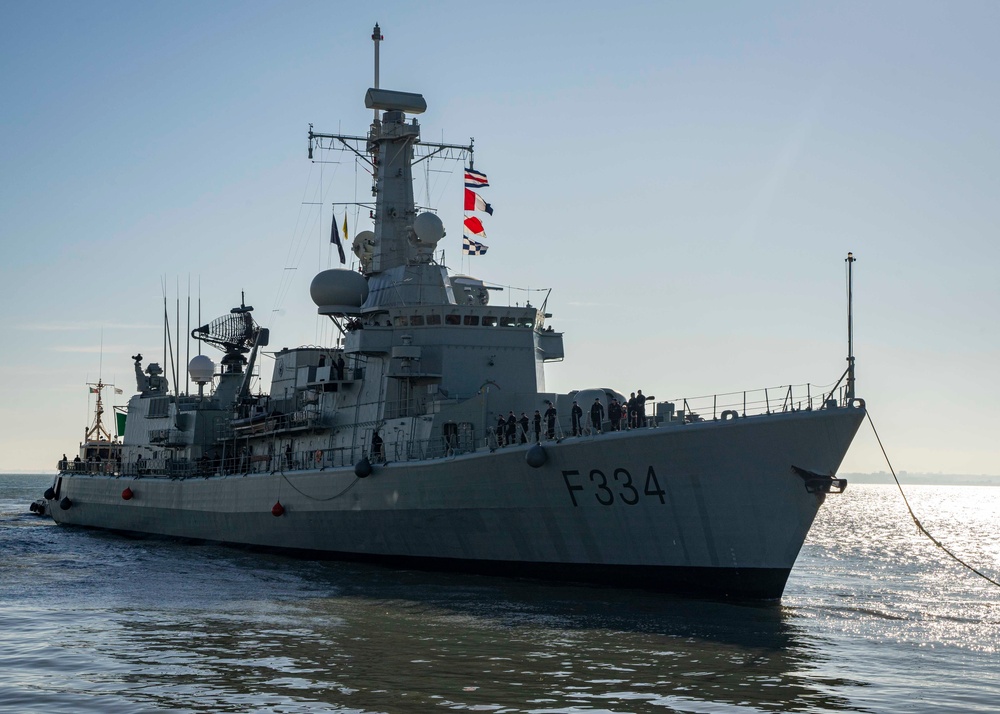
[190,294,269,404]
[191,294,260,358]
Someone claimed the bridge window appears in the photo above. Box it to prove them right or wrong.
[463,315,480,326]
[482,316,497,327]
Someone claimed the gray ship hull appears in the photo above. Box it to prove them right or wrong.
[48,406,864,599]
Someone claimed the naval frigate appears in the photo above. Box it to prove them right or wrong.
[42,25,865,599]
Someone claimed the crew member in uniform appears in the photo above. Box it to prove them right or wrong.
[590,398,605,433]
[544,404,557,439]
[533,410,542,443]
[371,430,385,461]
[609,398,622,431]
[519,412,530,443]
[505,411,517,445]
[571,401,583,436]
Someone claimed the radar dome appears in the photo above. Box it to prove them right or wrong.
[310,269,370,316]
[413,212,445,244]
[188,354,215,383]
[352,230,375,258]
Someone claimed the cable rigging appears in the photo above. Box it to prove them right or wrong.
[868,410,1000,589]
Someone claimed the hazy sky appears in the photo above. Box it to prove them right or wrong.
[2,1,999,475]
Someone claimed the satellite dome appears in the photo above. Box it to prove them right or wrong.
[310,269,370,316]
[188,354,215,383]
[413,212,445,244]
[352,230,375,258]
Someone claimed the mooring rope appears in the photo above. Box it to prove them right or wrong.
[280,471,360,502]
[867,411,1000,588]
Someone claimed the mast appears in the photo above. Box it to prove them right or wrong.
[306,25,473,304]
[846,251,856,401]
[84,379,114,443]
[372,23,382,123]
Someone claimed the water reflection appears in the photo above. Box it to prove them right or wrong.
[87,552,862,714]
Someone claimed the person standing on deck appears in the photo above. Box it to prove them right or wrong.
[590,398,605,434]
[519,412,530,444]
[371,431,385,462]
[609,398,622,431]
[544,404,557,440]
[533,410,542,443]
[571,401,583,436]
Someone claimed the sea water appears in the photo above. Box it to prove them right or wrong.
[1,474,997,713]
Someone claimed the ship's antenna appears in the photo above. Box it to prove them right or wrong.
[186,275,191,397]
[176,279,181,397]
[846,251,856,401]
[372,23,383,123]
[162,278,168,389]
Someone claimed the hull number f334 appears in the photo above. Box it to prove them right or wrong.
[561,467,666,507]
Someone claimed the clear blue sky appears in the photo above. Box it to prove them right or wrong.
[2,1,999,474]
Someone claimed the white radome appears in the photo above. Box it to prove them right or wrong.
[188,354,215,383]
[413,212,445,244]
[352,230,375,258]
[310,269,370,315]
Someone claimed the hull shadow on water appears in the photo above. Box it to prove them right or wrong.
[27,523,868,714]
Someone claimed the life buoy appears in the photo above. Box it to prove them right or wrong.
[721,410,738,421]
[314,450,323,464]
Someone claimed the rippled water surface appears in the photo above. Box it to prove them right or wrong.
[2,474,998,713]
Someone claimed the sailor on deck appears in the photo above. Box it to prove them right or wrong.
[590,398,605,434]
[544,404,557,439]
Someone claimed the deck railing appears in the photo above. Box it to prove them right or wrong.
[57,382,854,477]
[657,381,848,424]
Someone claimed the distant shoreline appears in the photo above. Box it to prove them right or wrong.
[841,473,1000,487]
